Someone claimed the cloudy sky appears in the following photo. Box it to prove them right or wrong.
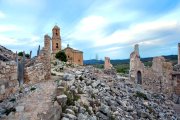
[0,0,180,60]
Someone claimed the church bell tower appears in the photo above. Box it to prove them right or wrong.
[52,25,61,54]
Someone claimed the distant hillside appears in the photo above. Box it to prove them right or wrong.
[84,55,178,65]
[83,59,104,65]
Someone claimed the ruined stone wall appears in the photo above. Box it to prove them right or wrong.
[129,51,144,82]
[24,63,45,84]
[173,74,180,95]
[143,64,173,96]
[130,45,174,96]
[178,43,180,64]
[104,57,112,69]
[0,61,18,100]
[0,45,15,61]
[24,35,51,84]
[172,64,180,96]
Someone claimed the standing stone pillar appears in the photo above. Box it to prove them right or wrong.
[30,51,32,59]
[178,43,180,64]
[104,57,112,69]
[134,44,139,57]
[44,34,51,80]
[37,45,40,56]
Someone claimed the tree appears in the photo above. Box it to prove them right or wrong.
[25,54,30,58]
[55,51,67,62]
[18,52,23,57]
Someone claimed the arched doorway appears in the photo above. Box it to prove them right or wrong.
[137,71,142,84]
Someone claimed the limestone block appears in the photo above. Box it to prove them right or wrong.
[0,61,6,67]
[16,106,24,112]
[57,94,67,107]
[56,86,64,96]
[0,84,5,94]
[10,73,17,80]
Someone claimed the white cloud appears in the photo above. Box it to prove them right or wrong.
[99,46,124,52]
[0,34,42,47]
[94,20,179,47]
[78,16,107,32]
[0,25,22,33]
[0,11,6,19]
[0,35,25,46]
[67,15,108,41]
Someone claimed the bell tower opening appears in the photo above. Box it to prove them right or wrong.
[56,30,58,36]
[56,43,58,48]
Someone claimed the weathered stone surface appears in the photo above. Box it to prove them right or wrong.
[0,61,18,101]
[99,104,110,116]
[61,117,70,120]
[66,109,75,115]
[56,86,64,96]
[129,44,174,96]
[37,101,61,120]
[63,73,75,81]
[64,113,77,120]
[92,80,100,88]
[15,106,24,112]
[57,94,67,107]
[58,65,179,120]
[0,45,15,61]
[24,34,51,84]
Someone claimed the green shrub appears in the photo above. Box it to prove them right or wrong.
[93,64,104,69]
[146,106,155,114]
[144,61,152,67]
[55,51,67,62]
[62,105,67,113]
[134,91,148,100]
[30,87,36,91]
[83,104,92,115]
[79,76,83,81]
[64,91,80,106]
[91,94,96,99]
[25,54,30,58]
[4,107,16,115]
[114,64,129,74]
[9,98,16,103]
[18,52,23,57]
[78,87,84,94]
[51,73,56,76]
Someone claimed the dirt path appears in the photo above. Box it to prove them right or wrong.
[4,80,57,120]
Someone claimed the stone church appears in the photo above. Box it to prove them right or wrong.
[51,25,83,65]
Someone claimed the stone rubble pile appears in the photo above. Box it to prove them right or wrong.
[0,45,15,61]
[56,65,179,120]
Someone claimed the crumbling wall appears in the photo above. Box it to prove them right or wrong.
[0,61,18,100]
[172,64,180,96]
[130,45,173,96]
[143,58,173,95]
[24,63,45,84]
[104,57,112,70]
[129,51,144,82]
[24,35,51,84]
[0,45,15,61]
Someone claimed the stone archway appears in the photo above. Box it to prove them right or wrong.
[137,71,142,84]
